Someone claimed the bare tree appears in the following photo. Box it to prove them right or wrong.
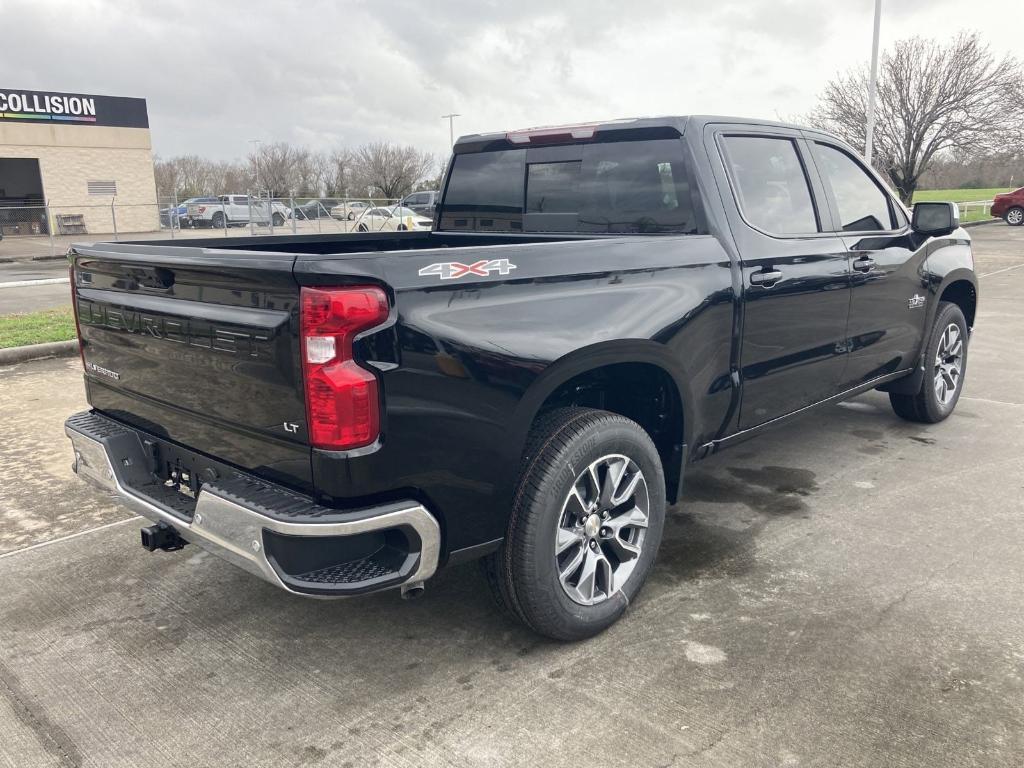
[248,142,308,197]
[350,142,435,199]
[811,33,1024,203]
[319,149,353,197]
[153,141,438,203]
[154,155,223,199]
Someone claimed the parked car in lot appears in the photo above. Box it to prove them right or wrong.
[399,190,439,218]
[293,199,341,220]
[269,200,292,224]
[353,205,432,232]
[160,197,217,228]
[66,115,976,640]
[186,195,289,228]
[991,187,1024,225]
[330,200,371,220]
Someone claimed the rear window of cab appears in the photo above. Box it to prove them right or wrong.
[438,139,701,235]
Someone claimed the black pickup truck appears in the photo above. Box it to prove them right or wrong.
[65,116,977,640]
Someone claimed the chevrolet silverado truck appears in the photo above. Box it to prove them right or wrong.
[65,116,977,640]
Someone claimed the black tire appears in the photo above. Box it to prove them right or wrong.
[357,224,368,232]
[1005,206,1023,226]
[272,213,285,226]
[211,212,226,229]
[890,301,968,423]
[481,407,666,641]
[347,212,355,221]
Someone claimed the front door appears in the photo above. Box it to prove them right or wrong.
[806,139,927,387]
[710,129,852,429]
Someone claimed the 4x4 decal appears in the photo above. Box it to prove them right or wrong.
[418,259,517,280]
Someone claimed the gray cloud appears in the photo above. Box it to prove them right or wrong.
[4,0,1018,160]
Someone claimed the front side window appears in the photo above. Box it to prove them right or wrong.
[720,135,818,235]
[439,139,699,234]
[813,143,894,232]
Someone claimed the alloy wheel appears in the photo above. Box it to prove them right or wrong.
[1007,208,1023,225]
[555,454,650,606]
[934,323,964,405]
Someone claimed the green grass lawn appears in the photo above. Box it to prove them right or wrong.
[0,307,77,349]
[912,188,1012,203]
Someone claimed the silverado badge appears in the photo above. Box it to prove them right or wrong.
[908,294,926,309]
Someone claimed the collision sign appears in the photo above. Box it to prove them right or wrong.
[0,88,149,128]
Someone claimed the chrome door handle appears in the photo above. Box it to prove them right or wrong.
[750,269,783,286]
[853,256,876,272]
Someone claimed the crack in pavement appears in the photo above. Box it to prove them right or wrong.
[0,659,83,767]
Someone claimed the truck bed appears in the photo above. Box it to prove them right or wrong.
[117,229,594,256]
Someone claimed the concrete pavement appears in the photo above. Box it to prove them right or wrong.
[0,226,1022,767]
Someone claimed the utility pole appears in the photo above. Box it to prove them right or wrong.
[249,139,263,192]
[442,114,461,149]
[865,0,882,165]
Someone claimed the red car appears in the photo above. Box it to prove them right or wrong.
[992,188,1024,226]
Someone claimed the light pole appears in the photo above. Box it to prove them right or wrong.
[249,139,262,192]
[442,113,461,149]
[865,0,882,165]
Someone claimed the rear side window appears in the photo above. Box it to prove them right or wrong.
[439,139,699,234]
[813,143,895,231]
[720,135,818,235]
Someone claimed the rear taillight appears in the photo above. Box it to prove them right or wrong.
[197,206,207,213]
[300,286,389,450]
[69,264,85,368]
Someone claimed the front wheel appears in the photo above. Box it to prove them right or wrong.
[1005,207,1023,226]
[482,408,666,641]
[272,213,285,226]
[890,301,968,423]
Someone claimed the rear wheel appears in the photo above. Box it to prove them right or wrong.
[211,212,226,229]
[482,408,666,641]
[1006,207,1023,226]
[272,212,285,226]
[890,301,968,423]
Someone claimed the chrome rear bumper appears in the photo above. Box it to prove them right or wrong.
[65,411,440,597]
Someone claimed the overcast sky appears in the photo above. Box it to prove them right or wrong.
[5,0,1022,161]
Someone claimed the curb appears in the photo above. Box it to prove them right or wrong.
[963,218,1000,228]
[0,340,78,366]
[0,277,70,289]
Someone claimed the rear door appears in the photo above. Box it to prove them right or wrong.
[805,138,925,388]
[709,126,852,428]
[72,244,311,489]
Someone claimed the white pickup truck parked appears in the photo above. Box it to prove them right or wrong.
[186,195,290,228]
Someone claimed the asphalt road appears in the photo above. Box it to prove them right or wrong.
[0,259,70,314]
[0,225,1022,767]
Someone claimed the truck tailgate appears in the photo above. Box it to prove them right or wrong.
[71,244,311,491]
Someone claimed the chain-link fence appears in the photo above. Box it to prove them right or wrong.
[156,195,421,238]
[0,192,440,260]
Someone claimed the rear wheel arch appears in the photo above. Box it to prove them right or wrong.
[512,344,691,503]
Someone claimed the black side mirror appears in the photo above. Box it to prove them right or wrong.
[912,201,959,237]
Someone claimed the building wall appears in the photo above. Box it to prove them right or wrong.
[0,123,158,234]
